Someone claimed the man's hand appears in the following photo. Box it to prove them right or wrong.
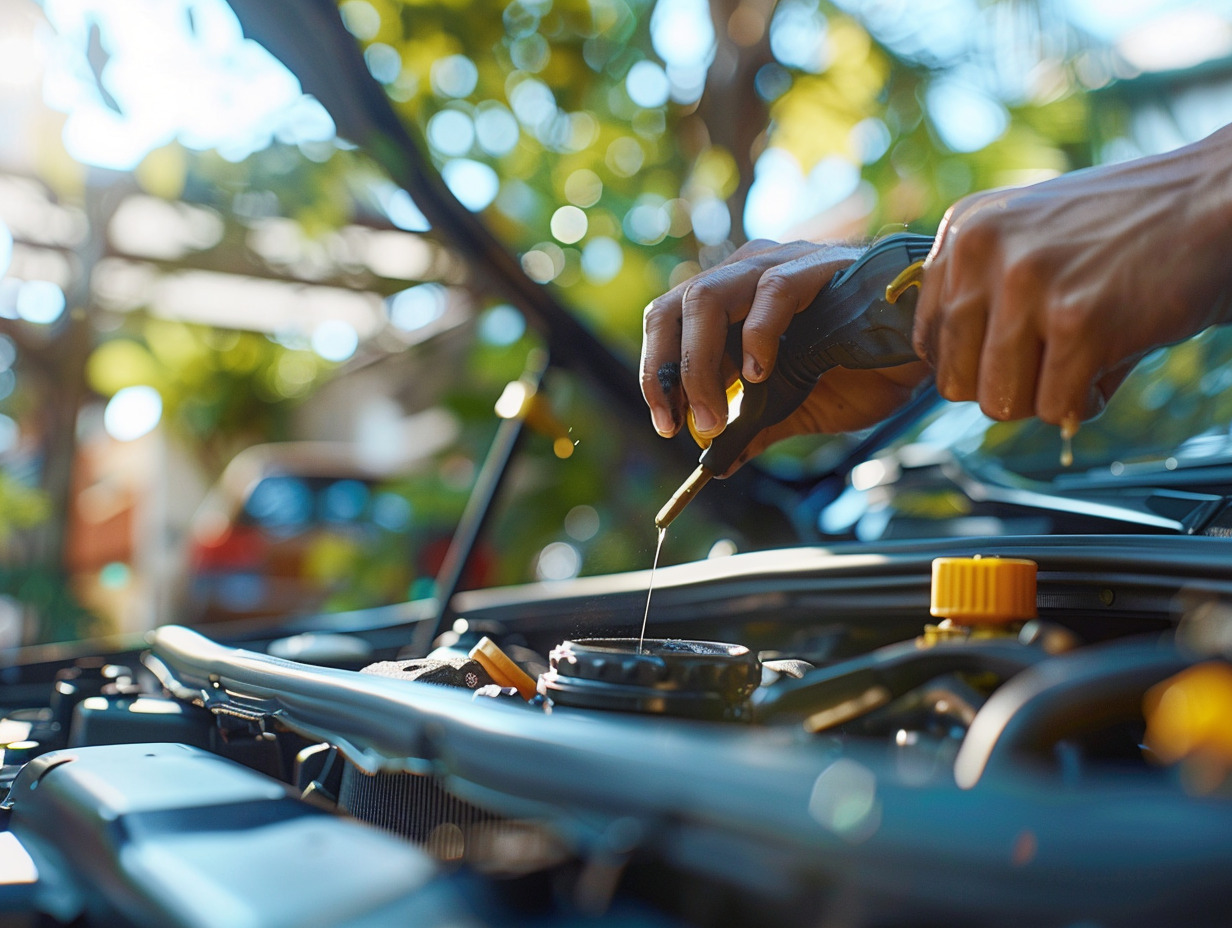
[913,126,1232,429]
[639,240,929,474]
[640,126,1232,472]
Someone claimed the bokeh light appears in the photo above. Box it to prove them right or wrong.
[564,169,603,208]
[651,0,716,71]
[372,491,413,532]
[245,475,312,535]
[388,283,447,331]
[626,60,670,108]
[321,479,370,522]
[15,280,66,325]
[42,0,338,170]
[311,320,359,362]
[623,195,670,245]
[478,304,527,346]
[509,78,556,130]
[364,43,403,84]
[769,0,829,72]
[581,237,623,284]
[0,415,18,455]
[339,1,381,41]
[690,197,731,246]
[375,184,431,232]
[427,109,476,157]
[744,149,860,240]
[103,385,163,442]
[564,505,600,542]
[605,137,644,177]
[535,541,581,580]
[474,102,520,155]
[550,205,588,244]
[431,54,480,98]
[927,78,1009,152]
[442,159,500,211]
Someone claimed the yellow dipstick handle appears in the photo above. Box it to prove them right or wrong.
[469,636,539,701]
[885,260,926,304]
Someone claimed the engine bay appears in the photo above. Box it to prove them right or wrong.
[2,534,1232,927]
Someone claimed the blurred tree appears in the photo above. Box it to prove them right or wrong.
[334,0,1104,361]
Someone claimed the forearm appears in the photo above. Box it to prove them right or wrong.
[1180,125,1232,328]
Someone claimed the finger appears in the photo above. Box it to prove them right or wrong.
[931,290,988,402]
[640,297,685,437]
[640,243,806,436]
[1035,327,1102,427]
[677,244,821,437]
[742,245,862,383]
[976,301,1043,420]
[912,204,959,366]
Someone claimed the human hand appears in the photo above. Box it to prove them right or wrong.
[913,126,1232,430]
[639,239,930,474]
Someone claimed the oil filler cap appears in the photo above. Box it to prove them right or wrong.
[931,556,1037,626]
[540,638,761,721]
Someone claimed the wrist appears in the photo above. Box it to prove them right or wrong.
[1180,127,1232,326]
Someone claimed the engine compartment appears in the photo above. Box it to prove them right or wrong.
[3,534,1232,927]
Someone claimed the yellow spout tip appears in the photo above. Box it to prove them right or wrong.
[656,465,713,529]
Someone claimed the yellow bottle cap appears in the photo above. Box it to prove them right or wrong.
[930,556,1037,626]
[469,636,538,701]
[1144,661,1232,768]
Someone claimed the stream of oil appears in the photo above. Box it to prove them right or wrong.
[638,526,667,654]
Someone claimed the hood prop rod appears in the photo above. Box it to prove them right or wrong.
[431,350,549,642]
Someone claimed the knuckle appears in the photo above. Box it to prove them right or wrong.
[1045,301,1089,342]
[643,295,672,327]
[949,213,997,264]
[754,266,795,303]
[1002,251,1048,293]
[680,279,718,316]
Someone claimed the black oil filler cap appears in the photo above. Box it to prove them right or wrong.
[540,638,761,721]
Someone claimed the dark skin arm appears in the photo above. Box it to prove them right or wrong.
[641,125,1232,469]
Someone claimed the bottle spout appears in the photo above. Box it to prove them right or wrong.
[655,465,713,530]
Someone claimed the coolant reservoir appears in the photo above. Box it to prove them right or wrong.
[926,556,1037,640]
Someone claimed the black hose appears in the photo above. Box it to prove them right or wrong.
[953,636,1190,789]
[752,638,1045,727]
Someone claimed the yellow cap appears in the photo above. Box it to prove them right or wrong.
[469,636,538,701]
[930,556,1037,626]
[1144,662,1232,769]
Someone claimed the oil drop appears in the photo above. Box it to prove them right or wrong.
[638,526,667,653]
[1060,416,1079,468]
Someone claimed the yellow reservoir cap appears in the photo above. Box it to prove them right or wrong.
[930,556,1037,626]
[1144,661,1232,769]
[469,636,538,701]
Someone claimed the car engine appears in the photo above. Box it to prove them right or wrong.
[2,535,1232,927]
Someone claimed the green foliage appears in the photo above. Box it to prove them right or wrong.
[0,566,101,645]
[0,471,50,543]
[339,0,1100,365]
[86,315,338,467]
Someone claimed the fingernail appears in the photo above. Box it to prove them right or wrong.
[651,407,676,437]
[743,354,764,382]
[692,406,720,436]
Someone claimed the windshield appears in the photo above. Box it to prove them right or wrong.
[904,326,1232,485]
